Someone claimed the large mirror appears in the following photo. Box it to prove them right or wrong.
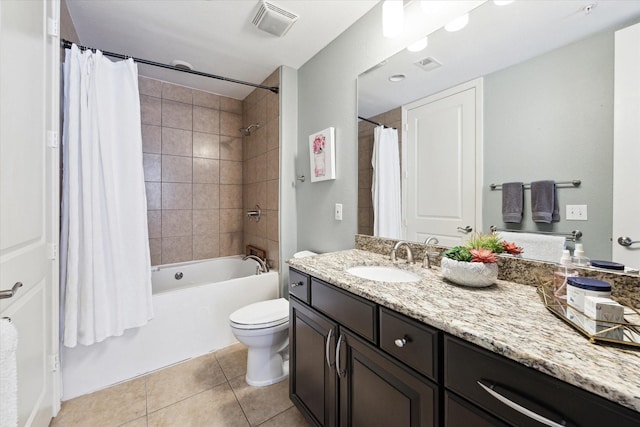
[358,0,640,262]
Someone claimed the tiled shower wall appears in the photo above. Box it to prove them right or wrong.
[140,77,245,265]
[357,107,402,236]
[242,70,280,271]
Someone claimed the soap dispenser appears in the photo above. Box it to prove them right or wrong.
[571,243,591,267]
[554,250,578,301]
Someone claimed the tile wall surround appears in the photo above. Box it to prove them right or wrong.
[354,234,640,308]
[357,107,402,236]
[242,69,280,271]
[140,70,280,268]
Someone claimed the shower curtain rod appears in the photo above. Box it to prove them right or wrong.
[358,116,395,129]
[61,39,279,94]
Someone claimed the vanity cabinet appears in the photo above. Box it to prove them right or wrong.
[289,267,640,427]
[289,269,438,427]
[444,335,640,426]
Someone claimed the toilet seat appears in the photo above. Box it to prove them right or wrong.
[230,298,289,330]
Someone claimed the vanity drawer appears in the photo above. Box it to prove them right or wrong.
[311,278,377,343]
[289,268,310,303]
[379,307,438,381]
[444,335,640,427]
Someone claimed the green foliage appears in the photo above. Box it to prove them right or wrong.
[465,233,505,253]
[443,246,473,262]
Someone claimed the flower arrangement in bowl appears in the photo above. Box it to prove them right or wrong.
[440,233,523,287]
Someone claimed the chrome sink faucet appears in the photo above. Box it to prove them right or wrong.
[243,255,269,274]
[422,236,439,269]
[391,241,414,264]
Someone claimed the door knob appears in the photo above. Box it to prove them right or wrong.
[457,226,473,233]
[618,236,640,247]
[0,282,22,299]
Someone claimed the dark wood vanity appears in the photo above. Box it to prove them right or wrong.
[289,267,640,427]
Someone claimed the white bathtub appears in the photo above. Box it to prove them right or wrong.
[61,256,279,400]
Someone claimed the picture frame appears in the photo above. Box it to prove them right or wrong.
[308,127,336,182]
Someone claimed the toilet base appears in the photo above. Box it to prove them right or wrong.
[245,353,289,387]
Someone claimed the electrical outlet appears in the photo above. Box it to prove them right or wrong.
[566,204,588,220]
[335,203,343,221]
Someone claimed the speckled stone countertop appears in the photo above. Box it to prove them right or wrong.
[287,249,640,413]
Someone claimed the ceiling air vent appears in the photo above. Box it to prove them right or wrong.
[414,57,442,72]
[252,1,299,37]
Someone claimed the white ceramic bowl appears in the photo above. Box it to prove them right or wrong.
[440,257,498,288]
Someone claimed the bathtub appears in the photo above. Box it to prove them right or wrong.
[61,256,279,400]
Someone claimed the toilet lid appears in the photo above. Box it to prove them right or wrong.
[230,298,289,329]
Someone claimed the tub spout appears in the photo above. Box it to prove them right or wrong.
[243,255,269,274]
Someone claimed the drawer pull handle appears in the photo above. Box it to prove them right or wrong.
[336,334,346,378]
[290,281,303,288]
[394,338,407,348]
[325,328,334,368]
[477,381,566,427]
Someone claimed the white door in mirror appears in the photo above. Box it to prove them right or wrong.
[403,79,481,247]
[613,22,640,269]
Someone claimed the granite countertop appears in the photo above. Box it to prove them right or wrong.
[288,249,640,413]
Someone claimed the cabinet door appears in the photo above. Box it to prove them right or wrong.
[445,391,508,427]
[290,297,338,427]
[339,329,437,427]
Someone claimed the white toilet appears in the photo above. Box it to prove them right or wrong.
[229,297,290,386]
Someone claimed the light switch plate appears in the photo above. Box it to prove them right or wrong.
[335,203,343,221]
[566,204,588,220]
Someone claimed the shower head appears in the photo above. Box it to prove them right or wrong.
[239,123,261,136]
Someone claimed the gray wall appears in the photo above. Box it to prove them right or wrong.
[279,65,298,295]
[483,29,614,261]
[295,2,460,253]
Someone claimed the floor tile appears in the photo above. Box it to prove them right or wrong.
[257,406,312,427]
[51,378,146,427]
[147,384,249,427]
[215,343,248,380]
[229,376,293,426]
[119,416,148,427]
[145,352,227,413]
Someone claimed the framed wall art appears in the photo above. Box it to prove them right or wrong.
[308,127,336,182]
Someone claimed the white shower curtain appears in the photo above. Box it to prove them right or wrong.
[60,44,153,348]
[372,126,402,239]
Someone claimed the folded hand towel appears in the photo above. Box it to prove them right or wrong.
[498,231,566,263]
[502,182,524,223]
[531,180,559,223]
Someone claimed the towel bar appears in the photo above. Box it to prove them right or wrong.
[490,226,582,242]
[490,180,581,190]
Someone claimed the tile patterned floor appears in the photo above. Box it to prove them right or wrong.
[50,344,311,427]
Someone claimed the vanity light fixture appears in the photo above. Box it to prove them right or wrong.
[407,36,428,52]
[388,73,406,82]
[382,0,404,38]
[445,13,469,32]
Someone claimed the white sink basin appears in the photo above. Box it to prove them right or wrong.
[346,266,421,283]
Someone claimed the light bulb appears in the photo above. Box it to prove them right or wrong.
[382,0,404,38]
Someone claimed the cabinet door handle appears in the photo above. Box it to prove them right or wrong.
[336,334,346,378]
[325,328,334,368]
[477,380,566,427]
[290,281,303,288]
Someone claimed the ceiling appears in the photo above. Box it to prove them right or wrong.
[66,0,379,100]
[359,0,640,118]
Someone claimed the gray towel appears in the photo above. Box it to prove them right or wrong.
[531,180,559,223]
[501,182,524,223]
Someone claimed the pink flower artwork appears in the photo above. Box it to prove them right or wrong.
[308,127,335,182]
[313,134,326,177]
